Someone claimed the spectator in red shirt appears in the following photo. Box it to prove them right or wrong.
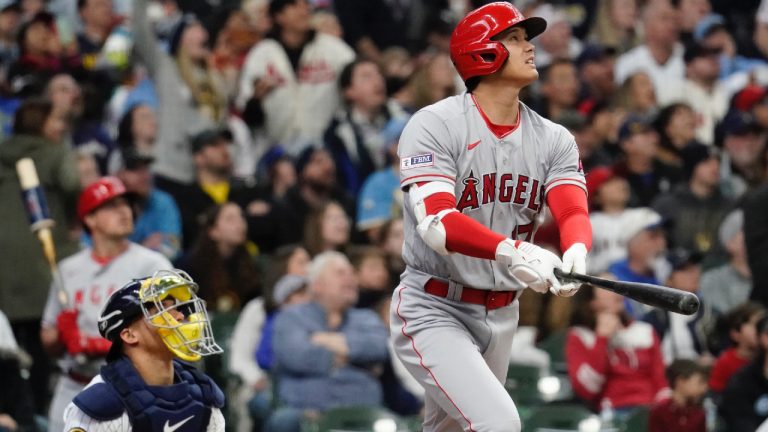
[709,301,765,393]
[566,282,669,411]
[649,359,708,432]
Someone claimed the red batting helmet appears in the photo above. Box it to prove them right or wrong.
[77,176,128,221]
[450,2,547,82]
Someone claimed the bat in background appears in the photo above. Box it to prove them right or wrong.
[16,158,68,307]
[554,268,700,315]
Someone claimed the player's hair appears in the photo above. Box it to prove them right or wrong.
[665,359,707,388]
[727,301,766,333]
[465,76,481,93]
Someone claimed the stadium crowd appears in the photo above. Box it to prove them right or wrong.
[1,0,768,430]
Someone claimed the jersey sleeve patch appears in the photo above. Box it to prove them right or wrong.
[401,153,434,171]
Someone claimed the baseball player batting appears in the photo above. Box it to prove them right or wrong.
[390,3,592,431]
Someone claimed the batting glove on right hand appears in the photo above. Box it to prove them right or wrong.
[496,239,563,293]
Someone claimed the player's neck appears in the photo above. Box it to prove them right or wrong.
[91,238,130,261]
[129,350,175,386]
[471,86,520,126]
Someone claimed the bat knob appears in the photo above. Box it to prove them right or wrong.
[679,294,700,315]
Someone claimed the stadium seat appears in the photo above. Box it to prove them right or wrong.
[314,406,409,432]
[538,329,568,373]
[522,403,600,432]
[506,364,544,405]
[621,406,649,432]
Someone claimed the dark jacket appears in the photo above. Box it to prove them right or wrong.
[744,185,768,307]
[0,134,79,321]
[721,353,768,431]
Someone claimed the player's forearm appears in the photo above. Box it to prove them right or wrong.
[546,184,592,251]
[422,190,506,260]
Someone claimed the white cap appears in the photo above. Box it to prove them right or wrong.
[620,207,663,243]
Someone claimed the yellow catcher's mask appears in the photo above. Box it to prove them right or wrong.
[138,269,222,361]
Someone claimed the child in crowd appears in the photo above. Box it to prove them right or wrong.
[649,359,708,432]
[709,302,765,394]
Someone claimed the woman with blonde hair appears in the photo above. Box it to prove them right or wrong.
[589,0,641,54]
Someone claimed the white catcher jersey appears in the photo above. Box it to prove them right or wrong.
[42,243,173,376]
[399,93,585,291]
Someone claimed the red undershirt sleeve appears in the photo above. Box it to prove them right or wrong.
[546,184,592,252]
[420,185,506,260]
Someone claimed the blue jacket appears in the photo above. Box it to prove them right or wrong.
[273,302,389,410]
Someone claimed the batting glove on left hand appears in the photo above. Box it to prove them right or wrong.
[552,243,588,297]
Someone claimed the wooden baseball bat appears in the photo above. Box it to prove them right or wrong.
[16,158,68,307]
[554,268,700,315]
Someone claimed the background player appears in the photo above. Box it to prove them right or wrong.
[390,2,592,431]
[63,269,225,431]
[40,177,172,431]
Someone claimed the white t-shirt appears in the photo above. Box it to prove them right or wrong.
[614,44,685,106]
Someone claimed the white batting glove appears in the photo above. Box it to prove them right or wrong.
[552,243,588,297]
[496,239,563,294]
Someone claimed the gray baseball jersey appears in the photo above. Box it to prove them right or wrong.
[42,243,172,432]
[391,93,585,432]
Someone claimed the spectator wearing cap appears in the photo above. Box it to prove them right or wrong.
[112,147,182,260]
[159,128,283,252]
[323,59,409,195]
[700,210,752,313]
[731,84,768,131]
[718,110,766,199]
[695,14,768,81]
[277,146,355,246]
[607,207,668,318]
[531,59,581,121]
[236,0,355,156]
[653,103,700,167]
[530,4,583,69]
[612,114,681,207]
[586,167,634,274]
[614,0,685,107]
[577,44,617,108]
[132,0,227,186]
[268,251,389,432]
[721,315,768,430]
[643,248,719,365]
[0,98,80,413]
[588,0,641,54]
[651,143,732,256]
[355,116,407,243]
[256,274,310,372]
[667,41,728,146]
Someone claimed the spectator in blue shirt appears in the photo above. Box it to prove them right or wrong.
[267,250,389,432]
[608,207,668,318]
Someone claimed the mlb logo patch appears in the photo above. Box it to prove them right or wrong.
[401,153,434,171]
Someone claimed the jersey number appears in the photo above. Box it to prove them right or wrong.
[511,222,535,242]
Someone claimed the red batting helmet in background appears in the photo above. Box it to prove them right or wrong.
[77,176,128,221]
[450,2,547,82]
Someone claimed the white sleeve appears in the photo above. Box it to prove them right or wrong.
[228,298,267,386]
[207,408,226,432]
[41,279,63,328]
[63,402,130,432]
[236,44,268,110]
[759,0,768,24]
